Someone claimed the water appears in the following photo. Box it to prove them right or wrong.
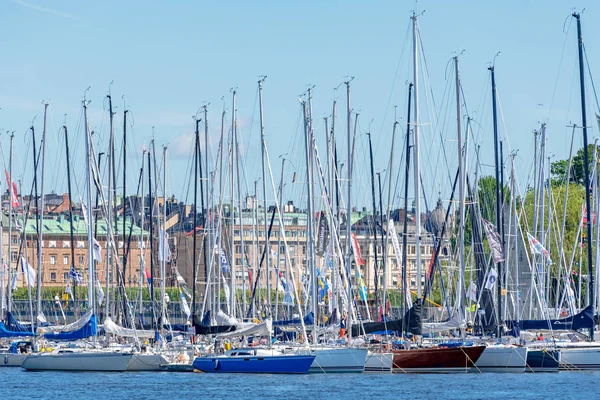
[0,368,595,400]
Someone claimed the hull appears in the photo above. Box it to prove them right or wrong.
[21,352,133,371]
[127,354,169,371]
[192,354,315,374]
[364,351,393,373]
[392,346,486,373]
[559,347,600,370]
[0,353,28,367]
[308,347,367,373]
[526,349,560,372]
[475,346,527,372]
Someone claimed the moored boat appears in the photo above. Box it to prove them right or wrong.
[525,349,560,372]
[21,350,133,372]
[392,345,486,373]
[475,345,528,373]
[192,348,315,374]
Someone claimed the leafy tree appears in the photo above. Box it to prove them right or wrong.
[551,144,600,186]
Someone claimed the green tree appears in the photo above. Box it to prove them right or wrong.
[551,144,600,186]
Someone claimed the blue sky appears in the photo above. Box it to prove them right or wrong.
[1,0,599,210]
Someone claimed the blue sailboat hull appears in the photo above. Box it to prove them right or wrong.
[192,354,315,374]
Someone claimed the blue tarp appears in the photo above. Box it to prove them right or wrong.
[506,305,594,332]
[7,312,32,332]
[43,314,98,341]
[0,322,35,338]
[272,312,315,327]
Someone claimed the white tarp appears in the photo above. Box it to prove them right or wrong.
[41,310,92,333]
[216,319,273,339]
[103,317,155,339]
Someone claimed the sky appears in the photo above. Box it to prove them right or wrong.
[1,0,600,212]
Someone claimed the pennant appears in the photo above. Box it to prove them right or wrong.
[482,218,505,263]
[21,257,36,287]
[93,238,102,262]
[180,291,191,319]
[315,213,330,257]
[145,266,152,288]
[96,279,104,305]
[158,228,172,262]
[484,268,498,290]
[467,281,477,302]
[323,240,334,272]
[350,233,365,266]
[5,171,19,208]
[175,269,191,299]
[526,232,552,265]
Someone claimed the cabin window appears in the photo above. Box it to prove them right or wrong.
[50,255,56,265]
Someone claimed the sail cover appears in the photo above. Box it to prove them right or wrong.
[103,317,155,338]
[43,314,98,341]
[216,319,273,339]
[41,310,93,333]
[0,322,35,338]
[272,312,315,327]
[506,305,594,332]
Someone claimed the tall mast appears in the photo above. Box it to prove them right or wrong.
[192,119,200,316]
[161,145,168,325]
[307,87,318,323]
[489,64,503,337]
[258,78,270,313]
[6,133,14,315]
[367,132,380,312]
[573,12,594,340]
[454,56,466,323]
[412,14,422,300]
[83,96,96,316]
[203,105,210,310]
[147,152,156,331]
[401,83,413,325]
[64,125,78,305]
[122,106,129,302]
[36,102,48,320]
[344,79,354,333]
[230,90,237,315]
[106,94,114,319]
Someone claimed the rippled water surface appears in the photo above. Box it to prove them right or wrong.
[0,368,596,400]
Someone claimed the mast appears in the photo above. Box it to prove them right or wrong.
[161,145,168,325]
[412,14,422,300]
[275,157,286,320]
[6,133,14,315]
[258,78,270,314]
[344,79,354,334]
[106,94,114,319]
[573,12,594,340]
[307,87,318,324]
[230,90,237,315]
[367,132,380,313]
[36,102,48,320]
[122,106,129,307]
[401,83,413,324]
[83,96,96,317]
[192,119,200,316]
[202,105,210,313]
[455,56,466,323]
[147,152,156,331]
[489,64,503,337]
[64,125,78,305]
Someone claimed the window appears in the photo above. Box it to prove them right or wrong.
[78,255,84,265]
[63,255,69,265]
[11,235,18,244]
[11,252,17,263]
[63,273,69,281]
[51,272,57,282]
[50,255,56,265]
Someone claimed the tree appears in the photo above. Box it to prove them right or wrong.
[551,144,600,186]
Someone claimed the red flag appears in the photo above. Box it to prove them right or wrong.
[582,205,596,225]
[4,171,19,208]
[350,233,365,266]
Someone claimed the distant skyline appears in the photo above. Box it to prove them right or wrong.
[1,0,600,212]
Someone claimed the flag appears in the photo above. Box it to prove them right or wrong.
[4,171,19,208]
[315,213,330,257]
[158,228,172,262]
[482,218,505,263]
[180,291,191,319]
[80,197,91,227]
[484,268,498,290]
[582,205,597,225]
[21,257,36,287]
[11,267,18,291]
[69,266,83,284]
[356,268,368,302]
[96,279,104,305]
[467,281,477,302]
[350,233,365,266]
[323,240,333,272]
[65,281,74,301]
[93,238,102,262]
[218,246,229,273]
[526,232,553,265]
[175,269,191,299]
[145,267,152,288]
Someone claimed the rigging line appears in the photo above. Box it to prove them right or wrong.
[546,17,573,123]
[583,43,600,115]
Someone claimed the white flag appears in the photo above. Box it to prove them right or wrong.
[467,281,477,302]
[484,268,498,290]
[158,228,172,262]
[96,279,104,305]
[482,219,505,263]
[180,292,191,319]
[21,257,36,287]
[65,281,74,301]
[11,267,18,291]
[93,238,102,262]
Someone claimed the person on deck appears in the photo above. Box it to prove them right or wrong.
[339,314,347,338]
